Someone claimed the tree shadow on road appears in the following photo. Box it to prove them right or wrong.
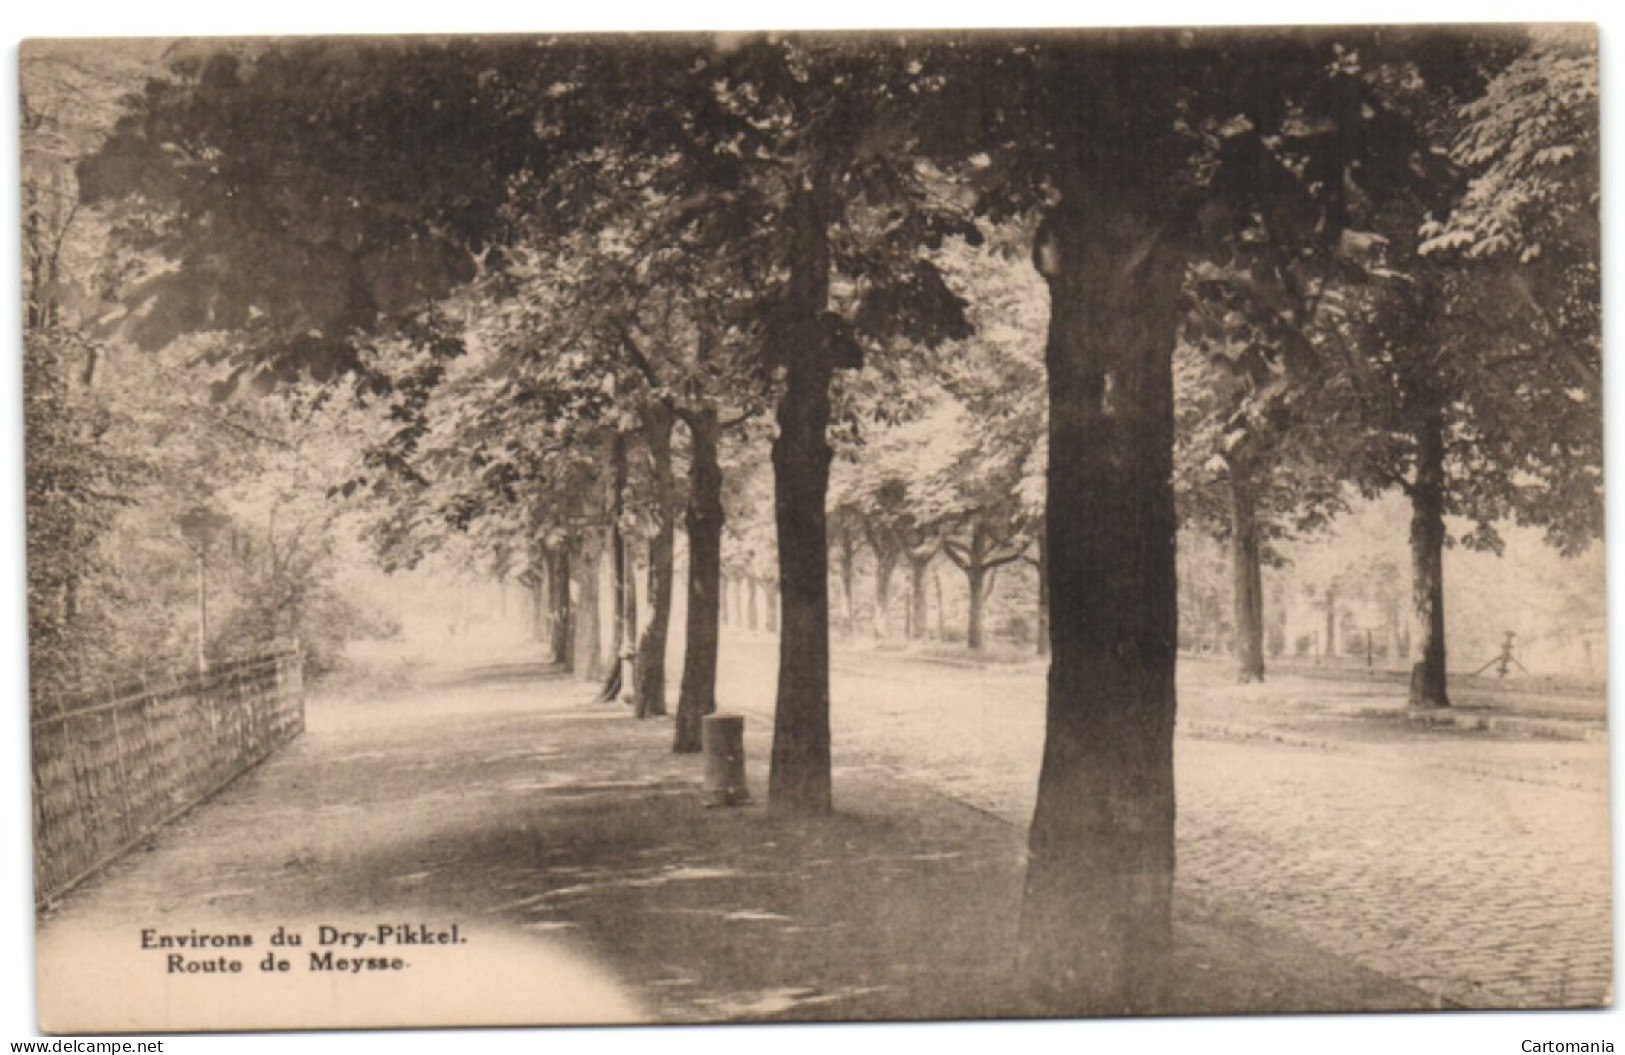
[435,660,574,689]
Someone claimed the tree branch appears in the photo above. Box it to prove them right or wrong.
[188,403,298,452]
[617,327,663,390]
[984,545,1031,572]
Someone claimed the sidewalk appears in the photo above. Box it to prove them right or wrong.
[859,641,1607,744]
[1176,655,1608,754]
[35,648,1440,1029]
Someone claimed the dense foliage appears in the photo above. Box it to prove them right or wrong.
[23,42,394,706]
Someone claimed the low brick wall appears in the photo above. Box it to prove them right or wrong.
[31,647,305,907]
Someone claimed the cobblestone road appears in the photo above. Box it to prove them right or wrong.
[716,636,1612,1009]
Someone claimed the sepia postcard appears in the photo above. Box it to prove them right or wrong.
[18,22,1610,1039]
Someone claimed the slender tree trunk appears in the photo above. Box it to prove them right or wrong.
[634,404,675,719]
[907,553,930,641]
[1408,408,1451,709]
[675,408,723,752]
[574,532,603,681]
[539,553,555,650]
[1323,584,1339,660]
[768,182,836,815]
[527,578,543,641]
[949,523,991,652]
[548,544,573,672]
[603,433,628,700]
[719,572,731,627]
[872,552,897,639]
[932,567,945,640]
[1229,462,1266,683]
[622,535,639,701]
[764,580,779,634]
[834,526,857,636]
[1018,185,1187,1014]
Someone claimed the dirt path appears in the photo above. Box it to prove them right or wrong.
[36,642,1438,1031]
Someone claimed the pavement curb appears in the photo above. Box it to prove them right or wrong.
[1402,708,1608,743]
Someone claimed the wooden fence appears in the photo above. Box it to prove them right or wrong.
[31,646,305,907]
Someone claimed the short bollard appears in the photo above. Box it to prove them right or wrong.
[701,713,749,807]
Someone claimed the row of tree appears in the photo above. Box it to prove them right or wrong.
[32,28,1599,1012]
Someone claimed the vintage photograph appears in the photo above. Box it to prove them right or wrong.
[19,24,1607,1034]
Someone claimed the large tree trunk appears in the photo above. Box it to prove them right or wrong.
[965,562,986,652]
[1229,461,1266,683]
[1408,408,1451,709]
[675,408,723,753]
[768,183,836,815]
[634,404,675,719]
[573,532,603,682]
[1018,187,1187,1014]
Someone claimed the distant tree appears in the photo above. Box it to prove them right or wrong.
[827,420,946,644]
[826,221,1046,654]
[933,432,1034,653]
[495,144,772,740]
[1173,327,1345,682]
[931,225,1047,654]
[1275,498,1412,666]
